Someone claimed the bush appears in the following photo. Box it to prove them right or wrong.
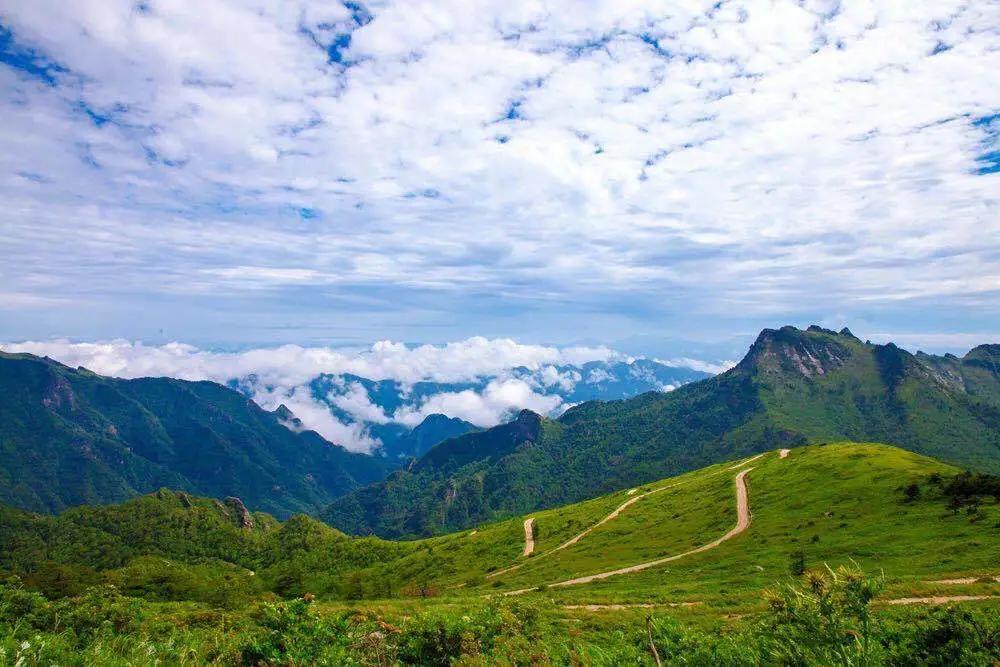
[396,599,543,665]
[241,597,354,665]
[761,564,884,665]
[883,606,999,666]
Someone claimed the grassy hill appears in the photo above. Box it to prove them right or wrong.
[325,326,1000,538]
[0,351,393,517]
[0,442,997,664]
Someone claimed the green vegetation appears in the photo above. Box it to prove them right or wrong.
[326,326,1000,538]
[0,352,393,517]
[0,442,997,664]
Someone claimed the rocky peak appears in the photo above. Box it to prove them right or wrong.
[737,325,852,378]
[272,404,303,429]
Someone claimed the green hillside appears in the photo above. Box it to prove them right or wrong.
[0,352,393,517]
[325,326,1000,538]
[0,443,997,664]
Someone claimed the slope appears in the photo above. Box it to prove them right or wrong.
[0,352,393,517]
[325,326,1000,538]
[2,443,996,612]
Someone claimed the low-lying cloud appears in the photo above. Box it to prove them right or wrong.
[1,337,711,452]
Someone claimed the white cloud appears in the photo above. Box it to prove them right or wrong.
[0,0,995,346]
[328,382,391,425]
[393,378,564,428]
[0,337,625,451]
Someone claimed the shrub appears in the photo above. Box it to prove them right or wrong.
[883,606,999,666]
[761,564,884,665]
[240,597,354,665]
[789,550,806,576]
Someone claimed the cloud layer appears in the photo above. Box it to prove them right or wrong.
[0,0,997,347]
[0,337,632,450]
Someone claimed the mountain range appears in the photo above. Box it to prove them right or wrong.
[323,326,1000,538]
[1,326,996,532]
[231,358,711,459]
[0,351,707,517]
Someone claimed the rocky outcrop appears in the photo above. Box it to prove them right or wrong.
[224,496,254,530]
[737,325,851,378]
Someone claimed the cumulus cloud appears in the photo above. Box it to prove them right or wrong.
[1,337,617,386]
[327,381,391,425]
[0,0,996,346]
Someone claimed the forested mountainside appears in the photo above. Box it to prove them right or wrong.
[0,352,393,518]
[326,326,1000,538]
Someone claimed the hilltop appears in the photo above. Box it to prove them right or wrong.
[325,326,1000,538]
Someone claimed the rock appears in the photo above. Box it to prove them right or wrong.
[224,496,254,530]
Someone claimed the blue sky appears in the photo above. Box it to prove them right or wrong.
[1,0,998,363]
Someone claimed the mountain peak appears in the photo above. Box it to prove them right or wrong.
[964,344,1000,373]
[738,325,853,378]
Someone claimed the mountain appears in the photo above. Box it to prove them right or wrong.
[369,414,480,459]
[0,352,393,518]
[324,326,1000,538]
[232,360,711,458]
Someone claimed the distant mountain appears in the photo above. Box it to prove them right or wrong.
[324,326,1000,538]
[369,414,480,459]
[0,352,393,518]
[233,360,711,457]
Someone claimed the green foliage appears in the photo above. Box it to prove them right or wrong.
[0,352,392,518]
[327,326,1000,538]
[240,598,353,666]
[789,550,806,576]
[882,607,1000,666]
[763,564,885,665]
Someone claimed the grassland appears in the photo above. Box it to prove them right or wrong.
[1,442,998,664]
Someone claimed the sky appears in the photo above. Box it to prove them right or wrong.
[1,0,998,363]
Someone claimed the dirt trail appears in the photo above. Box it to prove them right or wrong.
[505,468,754,595]
[779,448,790,459]
[932,575,1000,584]
[563,602,700,611]
[489,473,697,579]
[886,595,997,606]
[728,453,765,469]
[522,518,535,556]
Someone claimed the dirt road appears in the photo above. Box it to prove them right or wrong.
[522,518,535,556]
[505,467,754,594]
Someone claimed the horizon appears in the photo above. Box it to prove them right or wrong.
[3,322,995,452]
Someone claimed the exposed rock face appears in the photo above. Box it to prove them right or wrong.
[738,325,850,378]
[42,375,77,411]
[224,496,254,530]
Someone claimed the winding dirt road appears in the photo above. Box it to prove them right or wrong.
[505,467,754,595]
[522,518,535,556]
[489,453,771,580]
